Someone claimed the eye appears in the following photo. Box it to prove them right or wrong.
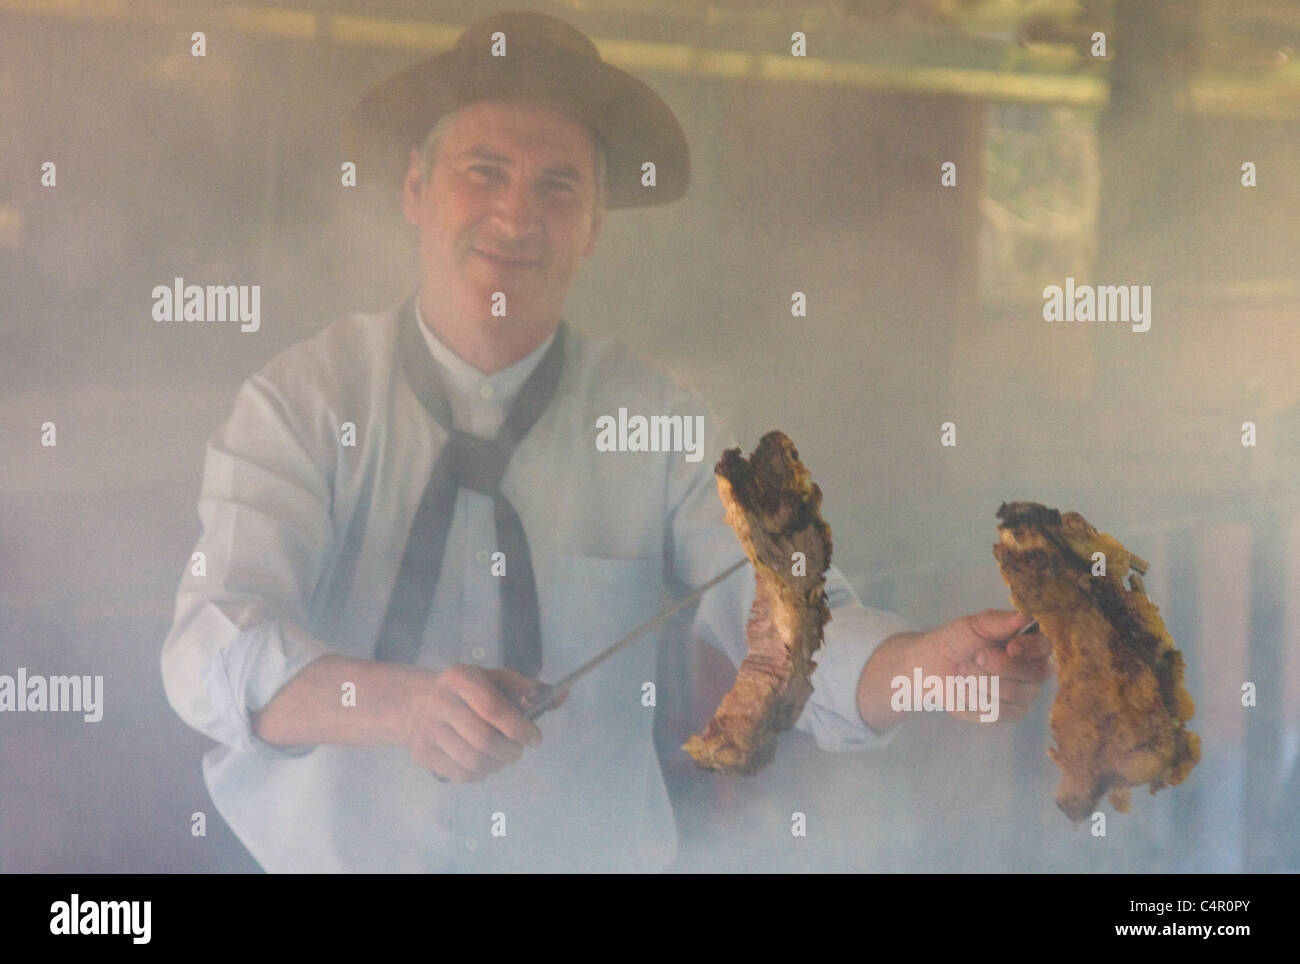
[468,165,503,180]
[542,179,576,194]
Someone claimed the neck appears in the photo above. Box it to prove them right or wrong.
[418,291,557,374]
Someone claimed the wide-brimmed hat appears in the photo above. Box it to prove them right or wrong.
[344,10,690,209]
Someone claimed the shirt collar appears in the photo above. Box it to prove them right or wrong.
[415,295,558,405]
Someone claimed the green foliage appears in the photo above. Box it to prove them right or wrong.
[980,104,1099,303]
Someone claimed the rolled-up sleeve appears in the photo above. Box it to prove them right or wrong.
[795,571,917,751]
[161,369,336,757]
[664,392,917,752]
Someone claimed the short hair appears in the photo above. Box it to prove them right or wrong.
[417,103,608,215]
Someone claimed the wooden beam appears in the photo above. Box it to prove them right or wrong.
[3,0,1299,114]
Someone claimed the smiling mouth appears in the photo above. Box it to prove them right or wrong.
[471,247,542,268]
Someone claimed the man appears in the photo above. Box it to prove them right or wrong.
[161,10,1051,872]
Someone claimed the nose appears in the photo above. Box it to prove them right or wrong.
[489,176,542,241]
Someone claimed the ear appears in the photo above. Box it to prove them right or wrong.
[401,147,424,225]
[582,204,604,257]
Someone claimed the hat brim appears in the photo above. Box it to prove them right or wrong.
[345,46,690,209]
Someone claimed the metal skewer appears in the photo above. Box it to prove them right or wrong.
[519,557,749,720]
[1013,618,1040,638]
[522,546,1151,714]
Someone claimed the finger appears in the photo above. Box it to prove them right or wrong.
[977,647,1053,683]
[967,608,1033,643]
[1006,632,1051,660]
[990,677,1039,705]
[457,671,543,746]
[1031,654,1056,679]
[1010,653,1053,683]
[411,741,477,783]
[485,667,542,701]
[434,722,502,777]
[445,698,525,765]
[524,684,569,715]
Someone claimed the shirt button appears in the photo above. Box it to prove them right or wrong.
[464,837,478,851]
[475,550,490,564]
[479,383,494,400]
[470,646,486,661]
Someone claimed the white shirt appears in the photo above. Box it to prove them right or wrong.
[160,294,914,872]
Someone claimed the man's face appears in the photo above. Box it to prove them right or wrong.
[403,99,604,335]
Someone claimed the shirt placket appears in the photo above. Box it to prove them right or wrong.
[461,491,501,668]
[451,385,508,870]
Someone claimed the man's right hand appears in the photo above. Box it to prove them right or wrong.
[404,664,547,783]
